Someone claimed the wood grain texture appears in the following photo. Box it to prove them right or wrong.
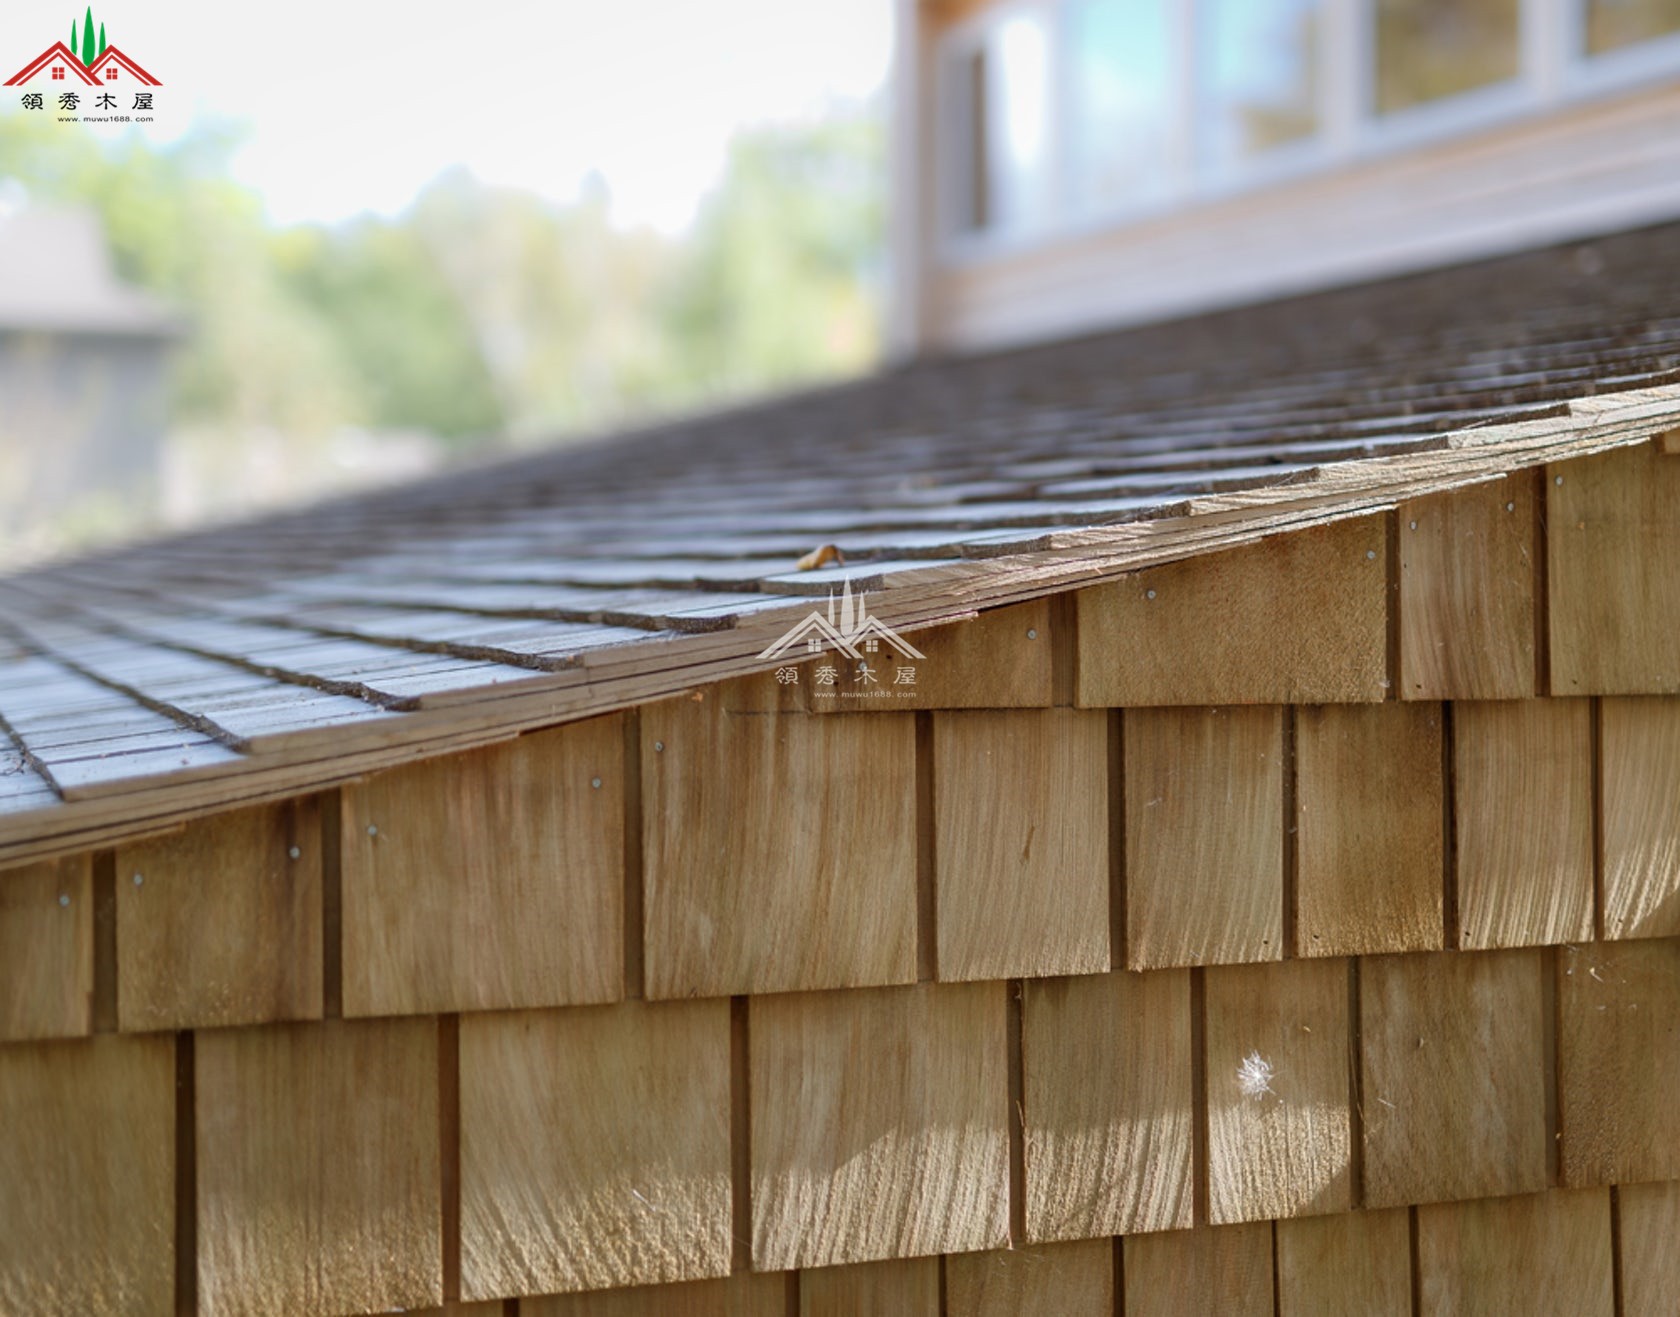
[1360,948,1547,1208]
[1557,939,1680,1186]
[799,1257,939,1316]
[196,1018,441,1317]
[1397,474,1536,700]
[1295,702,1444,957]
[1021,969,1192,1239]
[459,999,732,1299]
[944,1238,1114,1317]
[0,855,91,1040]
[933,708,1110,980]
[643,696,916,998]
[0,1035,174,1316]
[750,981,1008,1270]
[1122,1222,1274,1317]
[1453,699,1593,949]
[1124,705,1283,969]
[1075,517,1388,707]
[1416,1188,1613,1316]
[1619,1179,1680,1317]
[1549,442,1680,695]
[342,717,623,1015]
[116,799,322,1031]
[522,1272,789,1317]
[1275,1208,1411,1316]
[812,599,1052,711]
[1204,957,1351,1224]
[1601,696,1680,939]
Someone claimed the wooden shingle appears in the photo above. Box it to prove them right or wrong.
[1549,442,1680,695]
[1075,517,1388,707]
[117,799,322,1031]
[1124,705,1283,970]
[1415,1188,1613,1315]
[1397,474,1536,700]
[1453,699,1593,950]
[1601,696,1680,940]
[1360,949,1547,1208]
[944,1239,1113,1317]
[0,855,91,1041]
[1618,1179,1680,1317]
[341,718,623,1015]
[1122,1222,1274,1317]
[643,698,916,998]
[750,981,1008,1270]
[933,708,1110,980]
[1275,1208,1411,1316]
[1296,702,1444,957]
[1021,969,1193,1240]
[0,1035,174,1316]
[459,999,732,1298]
[196,1018,441,1317]
[1204,957,1352,1223]
[811,599,1053,711]
[799,1257,940,1316]
[521,1273,789,1317]
[1556,939,1680,1187]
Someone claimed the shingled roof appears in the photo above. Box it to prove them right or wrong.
[4,220,1680,865]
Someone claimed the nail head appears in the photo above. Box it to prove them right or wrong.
[1145,588,1157,600]
[288,846,301,860]
[132,873,143,887]
[58,893,70,907]
[367,825,379,837]
[653,741,665,753]
[591,776,603,789]
[1025,628,1038,640]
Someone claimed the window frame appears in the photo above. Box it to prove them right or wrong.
[933,0,1680,263]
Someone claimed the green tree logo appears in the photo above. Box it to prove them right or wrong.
[68,7,107,67]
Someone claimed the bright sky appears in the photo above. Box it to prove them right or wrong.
[0,0,895,230]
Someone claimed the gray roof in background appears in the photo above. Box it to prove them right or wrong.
[0,204,180,336]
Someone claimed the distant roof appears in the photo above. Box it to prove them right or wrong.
[0,204,179,335]
[3,219,1680,862]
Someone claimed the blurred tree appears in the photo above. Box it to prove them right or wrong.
[81,10,96,66]
[667,109,883,400]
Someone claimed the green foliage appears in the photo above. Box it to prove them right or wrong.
[99,23,107,57]
[70,20,77,61]
[81,9,96,66]
[0,102,884,448]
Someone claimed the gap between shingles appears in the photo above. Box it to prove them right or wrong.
[1590,697,1606,943]
[1408,1205,1422,1317]
[174,1030,197,1317]
[1190,967,1209,1229]
[92,850,117,1034]
[1609,1185,1625,1315]
[1006,979,1027,1247]
[1282,708,1298,961]
[320,790,343,1020]
[439,1015,462,1302]
[915,712,938,984]
[1541,946,1561,1189]
[1111,1235,1124,1317]
[1050,589,1078,707]
[1347,958,1365,1210]
[1108,709,1126,971]
[1385,508,1402,700]
[621,709,645,1001]
[730,996,752,1273]
[1441,703,1460,951]
[1533,465,1553,696]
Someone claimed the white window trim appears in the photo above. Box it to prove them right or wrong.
[934,0,1680,267]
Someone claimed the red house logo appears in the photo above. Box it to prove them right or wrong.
[4,8,161,88]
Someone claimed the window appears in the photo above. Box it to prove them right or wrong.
[1066,0,1174,211]
[106,67,119,80]
[1585,0,1680,52]
[51,66,64,80]
[945,6,1055,236]
[936,0,1680,253]
[1198,0,1322,169]
[1375,0,1522,114]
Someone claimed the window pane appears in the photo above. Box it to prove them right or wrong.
[1067,0,1175,211]
[987,12,1054,231]
[1375,0,1520,114]
[1199,0,1321,168]
[1586,0,1680,53]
